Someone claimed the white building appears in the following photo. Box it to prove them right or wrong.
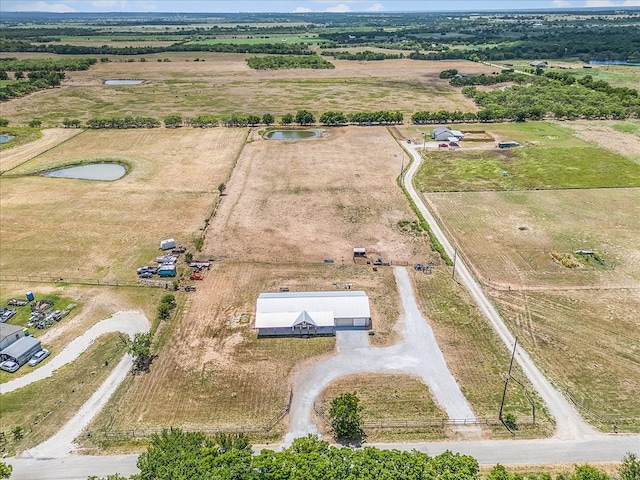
[255,291,371,337]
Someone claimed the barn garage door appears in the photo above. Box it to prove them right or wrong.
[353,318,368,327]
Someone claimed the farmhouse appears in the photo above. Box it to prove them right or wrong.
[0,336,41,366]
[530,61,548,68]
[0,323,24,351]
[255,291,371,337]
[431,126,464,142]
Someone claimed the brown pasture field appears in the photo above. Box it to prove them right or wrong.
[424,189,640,430]
[88,261,399,437]
[0,128,246,280]
[204,126,433,266]
[424,189,640,289]
[0,54,492,125]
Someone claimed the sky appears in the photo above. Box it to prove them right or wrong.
[1,0,639,13]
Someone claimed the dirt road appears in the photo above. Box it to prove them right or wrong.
[403,142,596,440]
[286,266,475,443]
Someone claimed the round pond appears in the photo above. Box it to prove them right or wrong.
[0,134,14,143]
[104,79,144,85]
[265,130,318,140]
[43,163,126,181]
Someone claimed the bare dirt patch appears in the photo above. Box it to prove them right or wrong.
[205,126,436,266]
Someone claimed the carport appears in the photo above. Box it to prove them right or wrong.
[0,336,42,366]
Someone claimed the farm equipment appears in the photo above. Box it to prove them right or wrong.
[189,273,203,281]
[8,298,28,306]
[184,285,196,292]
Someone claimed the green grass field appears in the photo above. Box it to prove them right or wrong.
[414,122,640,191]
[0,127,42,151]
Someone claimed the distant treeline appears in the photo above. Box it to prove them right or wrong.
[0,57,96,72]
[327,50,404,61]
[0,39,312,56]
[0,57,97,101]
[247,55,334,70]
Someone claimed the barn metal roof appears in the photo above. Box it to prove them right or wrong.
[0,335,41,359]
[255,291,370,329]
[0,323,23,340]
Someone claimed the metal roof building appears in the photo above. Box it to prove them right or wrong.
[0,336,41,366]
[255,291,371,337]
[0,323,24,351]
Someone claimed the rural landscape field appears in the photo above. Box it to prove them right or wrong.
[1,6,639,478]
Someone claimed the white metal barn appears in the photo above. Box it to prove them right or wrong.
[255,291,371,337]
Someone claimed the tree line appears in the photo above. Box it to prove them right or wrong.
[327,50,405,61]
[57,110,403,129]
[85,428,640,480]
[0,57,97,101]
[0,39,313,56]
[247,54,334,70]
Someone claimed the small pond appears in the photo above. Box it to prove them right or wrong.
[43,163,126,181]
[265,130,318,140]
[104,79,145,85]
[0,134,14,143]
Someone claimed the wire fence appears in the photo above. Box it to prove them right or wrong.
[0,274,171,289]
[313,403,533,430]
[564,388,639,429]
[103,391,292,441]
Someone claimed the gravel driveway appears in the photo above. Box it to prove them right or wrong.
[286,267,475,442]
[0,310,149,458]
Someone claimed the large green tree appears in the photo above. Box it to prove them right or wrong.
[328,392,364,441]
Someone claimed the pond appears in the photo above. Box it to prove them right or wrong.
[0,134,14,143]
[43,163,127,181]
[265,130,318,140]
[104,79,145,85]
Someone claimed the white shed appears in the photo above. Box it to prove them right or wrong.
[255,291,371,337]
[160,238,176,250]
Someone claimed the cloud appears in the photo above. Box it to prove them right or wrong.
[368,2,384,11]
[585,0,615,5]
[294,6,312,12]
[9,1,76,12]
[552,0,570,6]
[325,3,350,12]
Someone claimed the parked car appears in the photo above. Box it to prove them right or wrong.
[449,141,459,147]
[139,272,153,279]
[439,143,449,148]
[189,273,203,281]
[28,348,50,367]
[136,266,151,275]
[0,359,20,373]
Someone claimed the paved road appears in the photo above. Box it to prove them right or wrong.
[285,267,475,443]
[7,434,640,479]
[403,142,596,440]
[1,310,149,394]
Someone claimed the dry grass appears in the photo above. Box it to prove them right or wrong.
[0,333,126,455]
[87,260,407,435]
[316,373,449,442]
[424,188,640,289]
[0,55,493,125]
[491,288,640,432]
[413,269,555,438]
[205,126,436,267]
[0,128,246,280]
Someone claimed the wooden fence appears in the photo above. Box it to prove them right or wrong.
[0,274,170,289]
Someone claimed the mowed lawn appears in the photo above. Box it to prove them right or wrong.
[414,121,640,191]
[0,128,245,280]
